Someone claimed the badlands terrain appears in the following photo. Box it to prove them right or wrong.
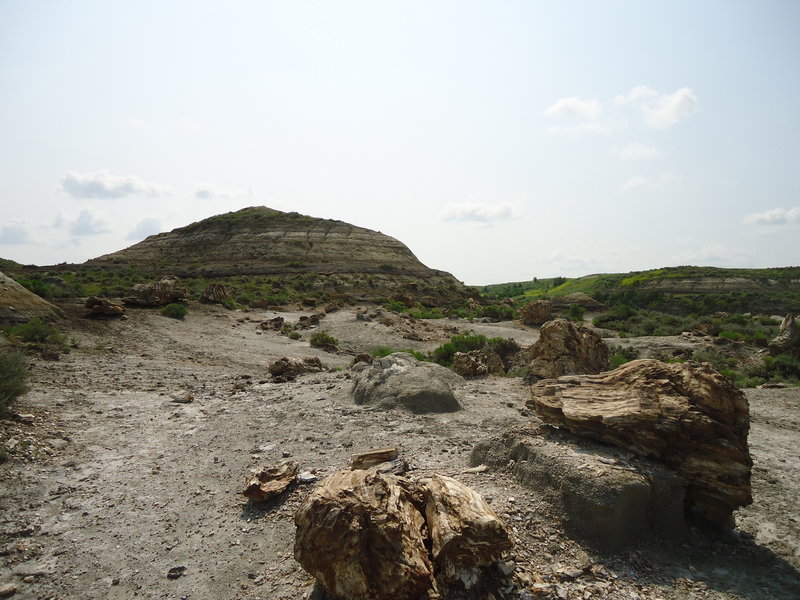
[1,300,799,600]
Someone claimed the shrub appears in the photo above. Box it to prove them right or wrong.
[161,303,188,320]
[310,331,338,351]
[288,331,301,340]
[0,350,29,412]
[3,318,70,356]
[564,303,586,321]
[479,304,516,321]
[432,334,489,367]
[384,300,408,313]
[371,346,427,361]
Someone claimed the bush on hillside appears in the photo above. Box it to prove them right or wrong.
[310,331,338,351]
[0,350,29,412]
[3,318,70,357]
[161,303,188,320]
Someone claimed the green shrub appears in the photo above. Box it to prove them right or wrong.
[0,350,29,412]
[406,307,445,319]
[18,278,56,300]
[3,318,70,356]
[371,346,427,361]
[479,304,516,321]
[564,303,586,321]
[432,334,489,367]
[310,331,338,351]
[161,303,188,320]
[384,300,408,313]
[288,331,301,340]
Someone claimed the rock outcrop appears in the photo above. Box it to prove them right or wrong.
[549,292,607,311]
[124,276,188,307]
[520,318,609,380]
[351,353,463,413]
[519,300,553,326]
[768,313,799,357]
[0,271,60,323]
[528,359,752,527]
[294,467,511,600]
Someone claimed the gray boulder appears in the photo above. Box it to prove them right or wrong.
[351,353,463,413]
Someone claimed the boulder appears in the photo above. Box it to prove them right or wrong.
[268,356,324,382]
[0,271,60,323]
[84,296,125,318]
[294,467,510,600]
[243,460,299,502]
[259,316,284,331]
[520,318,609,380]
[124,276,188,307]
[200,283,229,304]
[472,424,687,550]
[768,313,799,357]
[528,359,752,527]
[519,300,553,326]
[351,353,462,413]
[452,350,504,377]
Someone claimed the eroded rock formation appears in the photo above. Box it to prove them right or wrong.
[768,313,799,357]
[519,300,553,326]
[452,350,504,377]
[124,277,188,307]
[84,296,125,318]
[268,356,324,382]
[200,283,229,304]
[528,359,752,527]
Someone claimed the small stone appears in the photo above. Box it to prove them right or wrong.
[22,577,34,584]
[0,583,17,597]
[298,471,318,484]
[167,566,186,579]
[282,451,292,458]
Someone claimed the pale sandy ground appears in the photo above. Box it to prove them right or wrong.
[1,301,798,600]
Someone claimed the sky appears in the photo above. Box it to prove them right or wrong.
[1,1,798,285]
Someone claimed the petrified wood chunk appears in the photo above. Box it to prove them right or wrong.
[84,296,125,318]
[452,350,504,378]
[243,460,299,502]
[528,359,752,527]
[294,468,511,600]
[294,469,434,600]
[520,318,609,380]
[768,313,799,357]
[124,276,188,307]
[519,299,553,326]
[268,356,324,382]
[200,283,229,304]
[351,447,399,470]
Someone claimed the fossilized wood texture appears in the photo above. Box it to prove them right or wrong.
[200,283,229,304]
[422,475,512,588]
[84,296,125,318]
[528,359,752,527]
[294,469,433,600]
[768,313,799,357]
[351,447,399,470]
[452,350,505,377]
[519,300,553,326]
[268,356,324,382]
[520,318,609,380]
[294,469,511,600]
[124,276,188,307]
[243,460,299,502]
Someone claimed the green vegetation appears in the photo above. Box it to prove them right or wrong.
[0,350,29,412]
[288,331,301,340]
[161,303,188,320]
[431,333,504,367]
[2,318,71,357]
[371,346,427,361]
[178,207,319,235]
[310,331,338,351]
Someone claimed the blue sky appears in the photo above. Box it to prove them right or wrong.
[1,0,798,284]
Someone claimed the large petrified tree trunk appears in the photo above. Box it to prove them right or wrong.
[528,359,752,527]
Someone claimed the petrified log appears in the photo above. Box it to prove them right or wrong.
[294,469,434,600]
[268,356,324,382]
[259,316,284,331]
[124,276,188,307]
[519,300,553,326]
[200,283,229,304]
[768,313,799,357]
[84,296,125,318]
[528,359,752,527]
[351,447,399,470]
[294,468,511,600]
[243,460,299,502]
[422,475,512,588]
[452,350,504,377]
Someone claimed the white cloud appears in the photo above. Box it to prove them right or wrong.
[621,173,677,192]
[543,97,603,120]
[126,217,163,240]
[61,170,170,199]
[743,207,800,226]
[128,118,153,130]
[616,86,698,129]
[670,244,750,267]
[69,210,111,236]
[0,224,32,245]
[194,183,253,201]
[441,202,520,223]
[617,142,662,160]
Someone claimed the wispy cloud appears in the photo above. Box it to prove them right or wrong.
[194,183,253,201]
[616,85,698,129]
[616,142,662,160]
[61,170,170,199]
[621,173,677,192]
[0,223,32,245]
[441,202,520,223]
[543,97,603,120]
[743,207,800,226]
[126,217,163,240]
[69,209,111,236]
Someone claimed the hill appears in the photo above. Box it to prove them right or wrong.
[480,266,800,315]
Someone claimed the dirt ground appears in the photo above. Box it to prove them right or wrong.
[1,302,799,600]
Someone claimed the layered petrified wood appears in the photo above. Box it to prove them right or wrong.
[294,467,511,600]
[528,359,752,527]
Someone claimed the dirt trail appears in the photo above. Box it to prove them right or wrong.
[1,303,799,599]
